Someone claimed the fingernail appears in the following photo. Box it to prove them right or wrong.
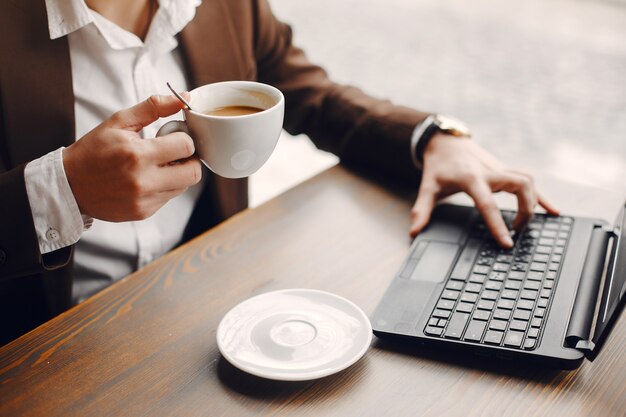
[502,234,514,248]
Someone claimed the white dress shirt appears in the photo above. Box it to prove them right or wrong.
[25,0,204,303]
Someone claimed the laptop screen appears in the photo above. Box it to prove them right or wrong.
[590,202,626,359]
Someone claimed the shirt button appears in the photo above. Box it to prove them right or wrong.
[46,228,61,242]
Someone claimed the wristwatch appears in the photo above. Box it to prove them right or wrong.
[410,114,471,170]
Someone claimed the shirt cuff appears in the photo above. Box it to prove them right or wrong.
[24,147,93,254]
[410,115,435,170]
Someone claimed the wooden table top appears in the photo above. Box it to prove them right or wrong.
[1,165,624,417]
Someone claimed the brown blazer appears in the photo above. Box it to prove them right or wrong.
[0,0,428,344]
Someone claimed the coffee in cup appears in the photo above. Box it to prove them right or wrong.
[204,105,264,117]
[157,81,284,179]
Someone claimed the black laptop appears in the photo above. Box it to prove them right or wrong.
[371,201,626,369]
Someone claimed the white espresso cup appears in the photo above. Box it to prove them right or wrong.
[157,81,284,178]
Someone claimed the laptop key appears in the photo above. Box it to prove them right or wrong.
[463,320,487,342]
[489,319,507,331]
[497,299,514,310]
[520,290,538,300]
[433,309,451,319]
[504,280,521,290]
[504,330,525,348]
[481,290,498,301]
[531,318,543,328]
[511,263,528,272]
[446,281,465,291]
[489,271,507,281]
[517,300,535,310]
[530,262,547,272]
[536,245,551,254]
[509,320,528,332]
[425,326,443,336]
[477,300,495,310]
[527,328,539,338]
[501,290,518,300]
[513,309,531,321]
[473,265,491,275]
[436,300,455,310]
[493,309,511,320]
[442,290,461,300]
[492,262,509,272]
[461,293,478,303]
[523,280,541,290]
[473,310,490,321]
[445,312,470,339]
[469,274,487,284]
[496,254,513,263]
[465,283,482,293]
[484,330,504,345]
[524,339,536,350]
[538,238,555,246]
[428,317,439,327]
[456,302,474,313]
[485,281,502,291]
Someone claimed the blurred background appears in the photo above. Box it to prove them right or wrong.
[250,0,626,207]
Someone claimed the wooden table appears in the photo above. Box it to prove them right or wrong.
[1,166,624,417]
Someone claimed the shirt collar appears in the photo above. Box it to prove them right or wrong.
[45,0,202,50]
[45,0,92,40]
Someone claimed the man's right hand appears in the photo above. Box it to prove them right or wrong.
[63,95,202,222]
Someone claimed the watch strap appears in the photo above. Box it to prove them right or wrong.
[410,115,437,170]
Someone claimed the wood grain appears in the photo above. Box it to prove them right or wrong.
[0,165,624,417]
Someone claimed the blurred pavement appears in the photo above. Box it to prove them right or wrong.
[250,0,626,206]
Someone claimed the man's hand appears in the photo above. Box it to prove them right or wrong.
[409,133,559,248]
[63,95,202,222]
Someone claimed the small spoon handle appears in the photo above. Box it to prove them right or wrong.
[167,82,192,110]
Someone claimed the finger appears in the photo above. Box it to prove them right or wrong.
[492,172,537,231]
[538,191,560,216]
[410,182,438,238]
[155,157,203,190]
[107,95,186,131]
[148,132,196,165]
[465,181,514,248]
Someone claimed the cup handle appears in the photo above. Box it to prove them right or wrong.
[156,120,189,137]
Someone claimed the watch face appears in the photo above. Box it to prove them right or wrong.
[435,115,471,137]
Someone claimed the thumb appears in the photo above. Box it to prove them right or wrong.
[410,183,437,238]
[106,94,186,132]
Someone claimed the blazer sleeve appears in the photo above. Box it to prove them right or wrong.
[252,0,431,183]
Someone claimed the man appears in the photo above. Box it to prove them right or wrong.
[0,0,557,344]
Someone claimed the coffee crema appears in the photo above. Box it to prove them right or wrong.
[204,105,264,117]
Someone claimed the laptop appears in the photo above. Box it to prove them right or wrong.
[371,201,626,369]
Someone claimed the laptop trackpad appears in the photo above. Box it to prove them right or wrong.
[408,241,460,282]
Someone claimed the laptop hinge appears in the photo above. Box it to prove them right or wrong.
[564,225,616,353]
[574,339,595,355]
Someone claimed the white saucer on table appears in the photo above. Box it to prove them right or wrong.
[216,289,372,381]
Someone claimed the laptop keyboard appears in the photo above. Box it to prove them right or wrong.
[424,212,572,350]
